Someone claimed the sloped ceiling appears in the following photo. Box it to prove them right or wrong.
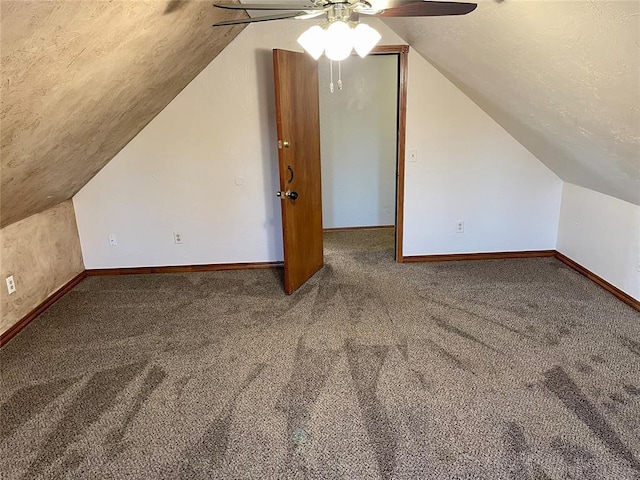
[1,1,246,227]
[384,0,640,205]
[2,1,638,230]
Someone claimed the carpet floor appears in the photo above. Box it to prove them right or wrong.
[1,229,639,479]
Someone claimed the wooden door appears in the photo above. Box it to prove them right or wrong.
[273,49,323,294]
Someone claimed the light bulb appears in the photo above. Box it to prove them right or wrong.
[324,21,353,61]
[352,23,381,58]
[297,25,326,60]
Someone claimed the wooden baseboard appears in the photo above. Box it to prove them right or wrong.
[554,252,639,311]
[3,251,637,348]
[402,249,638,311]
[0,261,283,348]
[323,225,394,232]
[0,271,87,347]
[402,250,556,263]
[85,261,283,276]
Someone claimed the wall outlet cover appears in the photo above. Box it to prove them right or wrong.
[6,275,16,294]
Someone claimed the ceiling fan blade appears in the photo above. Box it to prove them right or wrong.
[213,11,306,26]
[215,3,324,11]
[374,0,477,17]
[296,10,326,19]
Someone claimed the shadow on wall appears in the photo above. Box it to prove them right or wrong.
[255,48,283,255]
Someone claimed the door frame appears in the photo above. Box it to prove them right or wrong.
[368,45,409,262]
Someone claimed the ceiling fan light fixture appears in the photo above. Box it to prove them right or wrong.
[352,23,381,58]
[297,24,326,60]
[324,20,353,61]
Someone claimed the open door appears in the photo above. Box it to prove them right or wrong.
[273,49,323,294]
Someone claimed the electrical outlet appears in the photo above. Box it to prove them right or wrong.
[108,234,118,246]
[6,275,16,295]
[173,232,183,244]
[456,221,464,234]
[409,149,418,163]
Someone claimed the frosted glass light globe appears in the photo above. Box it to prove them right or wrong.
[297,25,326,60]
[353,23,381,58]
[324,21,353,61]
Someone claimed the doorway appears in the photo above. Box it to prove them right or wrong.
[318,46,408,260]
[272,46,408,294]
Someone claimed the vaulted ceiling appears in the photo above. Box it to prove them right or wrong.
[1,1,246,227]
[1,0,638,228]
[386,0,639,205]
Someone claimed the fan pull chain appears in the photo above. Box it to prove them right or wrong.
[329,60,335,93]
[338,61,343,90]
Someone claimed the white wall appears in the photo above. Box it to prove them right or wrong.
[73,20,405,269]
[402,49,562,256]
[74,19,563,269]
[319,55,398,228]
[557,183,640,300]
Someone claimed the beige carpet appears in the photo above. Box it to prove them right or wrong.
[1,229,639,479]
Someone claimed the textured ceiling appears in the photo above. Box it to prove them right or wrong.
[2,1,638,229]
[384,0,640,205]
[1,1,246,227]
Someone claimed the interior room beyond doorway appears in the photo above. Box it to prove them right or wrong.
[318,53,399,230]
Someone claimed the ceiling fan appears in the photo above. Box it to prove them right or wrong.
[212,1,477,60]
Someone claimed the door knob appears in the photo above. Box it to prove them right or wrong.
[276,190,299,200]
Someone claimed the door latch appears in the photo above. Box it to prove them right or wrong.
[276,190,299,200]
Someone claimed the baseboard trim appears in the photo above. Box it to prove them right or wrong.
[3,250,637,348]
[554,252,639,311]
[323,225,394,232]
[85,261,283,276]
[0,271,87,347]
[1,261,283,347]
[402,249,638,311]
[402,250,556,263]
